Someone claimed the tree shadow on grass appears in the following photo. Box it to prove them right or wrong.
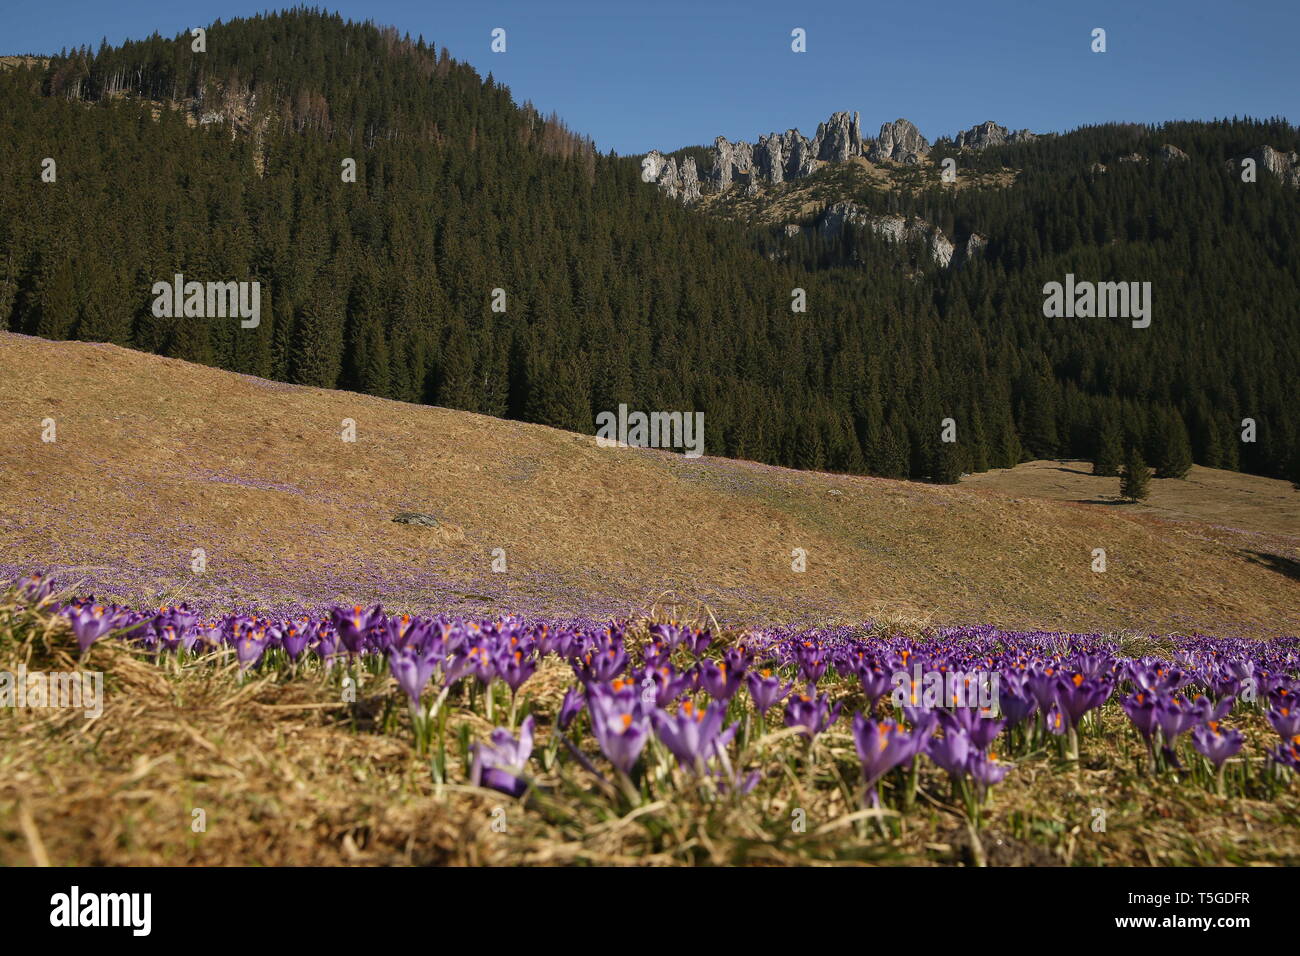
[1242,550,1300,582]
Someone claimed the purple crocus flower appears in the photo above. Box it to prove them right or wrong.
[1191,721,1244,768]
[942,706,1005,752]
[996,674,1038,727]
[234,624,270,670]
[1122,691,1160,744]
[575,633,628,683]
[698,659,743,701]
[1026,665,1065,713]
[651,700,736,771]
[682,627,712,657]
[312,628,341,665]
[497,647,538,693]
[330,604,383,655]
[470,715,535,799]
[1130,660,1190,694]
[857,663,893,707]
[784,691,843,740]
[1272,736,1300,772]
[67,604,116,656]
[1155,695,1202,743]
[558,685,585,730]
[465,644,498,686]
[380,612,423,652]
[16,573,54,604]
[648,622,684,650]
[281,620,314,662]
[389,646,439,705]
[967,750,1011,795]
[646,664,695,709]
[851,715,915,806]
[793,641,828,684]
[1268,702,1300,739]
[927,728,971,777]
[1043,703,1068,736]
[1053,672,1113,729]
[588,683,650,773]
[642,640,672,671]
[746,668,793,717]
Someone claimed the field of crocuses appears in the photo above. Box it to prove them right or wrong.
[4,571,1299,866]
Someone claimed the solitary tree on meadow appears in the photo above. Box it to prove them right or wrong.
[1121,446,1152,502]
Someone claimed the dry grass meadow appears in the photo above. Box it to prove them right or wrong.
[1,331,1298,866]
[2,332,1296,635]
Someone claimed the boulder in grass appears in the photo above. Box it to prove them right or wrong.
[392,512,440,527]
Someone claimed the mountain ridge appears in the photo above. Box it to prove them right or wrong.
[2,9,1298,489]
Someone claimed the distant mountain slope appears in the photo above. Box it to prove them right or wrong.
[2,332,1296,635]
[2,9,1298,487]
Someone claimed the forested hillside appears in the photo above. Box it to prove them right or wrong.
[2,8,1297,482]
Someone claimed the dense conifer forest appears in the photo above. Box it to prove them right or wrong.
[2,9,1297,482]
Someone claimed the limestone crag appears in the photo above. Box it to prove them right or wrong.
[1227,145,1300,187]
[954,120,1037,150]
[644,110,938,199]
[680,156,701,203]
[814,110,865,163]
[642,112,1047,203]
[814,201,985,270]
[709,136,755,190]
[867,118,929,165]
[643,150,702,204]
[755,129,820,184]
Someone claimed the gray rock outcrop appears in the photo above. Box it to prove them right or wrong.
[815,201,984,269]
[954,120,1036,150]
[644,112,1041,198]
[708,135,756,190]
[679,156,701,203]
[392,512,440,527]
[1232,145,1300,187]
[813,111,865,163]
[1158,143,1189,164]
[643,149,678,198]
[867,118,929,165]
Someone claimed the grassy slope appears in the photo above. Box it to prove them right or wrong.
[1,331,1297,634]
[2,331,1299,867]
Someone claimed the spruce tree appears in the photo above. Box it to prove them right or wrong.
[934,440,963,484]
[1121,446,1152,502]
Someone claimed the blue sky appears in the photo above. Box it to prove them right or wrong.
[4,0,1297,154]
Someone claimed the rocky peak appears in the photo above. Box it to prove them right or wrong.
[813,110,864,163]
[867,118,929,165]
[954,120,1036,150]
[642,110,934,200]
[754,129,813,185]
[709,135,754,190]
[679,156,701,203]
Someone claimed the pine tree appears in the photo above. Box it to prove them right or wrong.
[1121,446,1152,501]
